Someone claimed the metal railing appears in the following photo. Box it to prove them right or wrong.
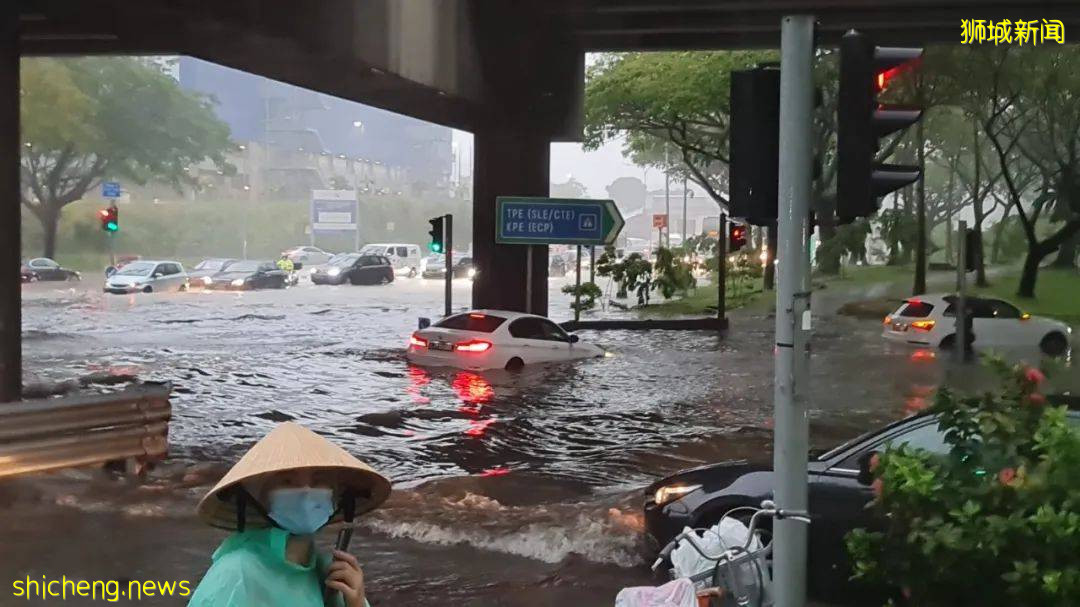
[0,383,171,478]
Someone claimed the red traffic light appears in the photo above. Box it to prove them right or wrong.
[99,207,119,232]
[728,224,748,252]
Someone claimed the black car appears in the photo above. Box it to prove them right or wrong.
[645,405,1080,597]
[205,260,288,290]
[21,258,80,282]
[189,258,237,287]
[310,254,394,285]
[421,256,475,280]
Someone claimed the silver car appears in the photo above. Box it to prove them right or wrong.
[104,260,188,294]
[282,245,333,267]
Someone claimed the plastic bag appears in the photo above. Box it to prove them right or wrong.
[615,578,698,607]
[669,517,771,604]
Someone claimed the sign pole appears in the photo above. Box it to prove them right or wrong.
[574,245,582,322]
[354,199,361,253]
[773,15,814,607]
[718,213,727,320]
[445,213,453,318]
[589,246,595,284]
[108,231,115,268]
[525,246,533,314]
[956,219,967,363]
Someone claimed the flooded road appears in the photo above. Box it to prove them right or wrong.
[14,276,1078,605]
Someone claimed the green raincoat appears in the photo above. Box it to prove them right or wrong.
[188,527,364,607]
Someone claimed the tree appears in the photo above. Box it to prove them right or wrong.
[928,46,1080,297]
[21,57,233,258]
[550,176,589,199]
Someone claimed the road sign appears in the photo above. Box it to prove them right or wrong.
[310,190,358,232]
[653,213,668,229]
[102,182,121,198]
[495,197,624,246]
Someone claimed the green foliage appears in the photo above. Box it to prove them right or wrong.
[846,358,1080,606]
[20,57,233,257]
[876,209,919,265]
[596,246,653,305]
[652,246,697,300]
[561,282,603,312]
[816,218,872,269]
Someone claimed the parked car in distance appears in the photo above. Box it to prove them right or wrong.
[204,260,289,291]
[644,406,1080,598]
[882,294,1072,355]
[407,310,603,371]
[282,245,333,266]
[21,258,80,282]
[103,260,188,294]
[310,253,394,285]
[421,256,477,280]
[189,258,237,287]
[360,243,423,277]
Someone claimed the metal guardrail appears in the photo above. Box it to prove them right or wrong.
[0,383,171,478]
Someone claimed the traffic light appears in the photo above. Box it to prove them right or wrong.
[837,30,923,223]
[728,224,748,252]
[98,206,119,232]
[729,66,780,227]
[428,215,445,253]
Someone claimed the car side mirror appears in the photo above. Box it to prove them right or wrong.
[569,334,580,344]
[418,317,431,330]
[856,451,879,486]
[152,272,163,278]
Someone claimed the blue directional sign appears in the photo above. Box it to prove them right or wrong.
[102,181,121,198]
[495,197,624,246]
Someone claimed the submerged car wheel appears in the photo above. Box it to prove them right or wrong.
[505,357,524,371]
[408,267,417,278]
[142,285,153,293]
[939,334,956,350]
[1040,332,1069,356]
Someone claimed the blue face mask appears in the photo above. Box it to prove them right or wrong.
[267,487,334,536]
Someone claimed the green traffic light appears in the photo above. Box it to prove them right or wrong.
[429,243,442,253]
[106,222,118,232]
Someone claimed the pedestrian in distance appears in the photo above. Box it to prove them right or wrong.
[188,422,391,607]
[276,254,295,273]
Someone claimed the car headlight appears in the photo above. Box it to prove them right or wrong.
[467,268,477,278]
[654,484,701,506]
[231,278,245,287]
[328,267,341,276]
[202,276,213,285]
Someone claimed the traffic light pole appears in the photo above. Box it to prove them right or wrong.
[444,214,453,318]
[773,15,814,607]
[718,214,727,321]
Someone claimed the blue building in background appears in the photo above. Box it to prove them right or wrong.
[178,57,452,195]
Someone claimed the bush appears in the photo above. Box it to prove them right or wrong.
[561,281,603,312]
[846,357,1080,606]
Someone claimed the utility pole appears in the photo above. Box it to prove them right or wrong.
[574,245,582,322]
[773,15,814,607]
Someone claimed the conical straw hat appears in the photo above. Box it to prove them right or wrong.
[197,422,391,530]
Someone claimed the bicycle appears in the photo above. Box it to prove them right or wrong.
[651,500,811,607]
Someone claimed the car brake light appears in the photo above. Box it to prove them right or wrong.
[469,313,486,319]
[910,320,935,331]
[454,339,492,353]
[410,334,428,348]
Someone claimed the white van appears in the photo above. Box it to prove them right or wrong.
[359,243,423,277]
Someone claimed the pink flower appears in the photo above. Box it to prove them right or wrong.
[871,478,884,498]
[998,467,1016,486]
[1027,392,1046,407]
[1024,367,1046,385]
[869,453,881,473]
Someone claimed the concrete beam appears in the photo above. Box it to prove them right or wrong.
[1,6,19,401]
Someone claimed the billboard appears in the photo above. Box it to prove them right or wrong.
[310,189,359,249]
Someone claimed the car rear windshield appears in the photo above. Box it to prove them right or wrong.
[435,313,507,333]
[897,300,935,317]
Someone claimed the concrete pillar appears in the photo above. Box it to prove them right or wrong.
[471,128,549,315]
[0,7,18,402]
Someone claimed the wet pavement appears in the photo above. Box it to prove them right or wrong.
[9,274,1078,605]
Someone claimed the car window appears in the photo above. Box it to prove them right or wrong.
[379,256,391,265]
[509,318,546,339]
[837,420,948,469]
[539,320,570,341]
[436,313,507,333]
[116,262,155,276]
[395,246,408,257]
[985,299,1021,319]
[32,259,58,268]
[258,263,276,272]
[897,300,934,317]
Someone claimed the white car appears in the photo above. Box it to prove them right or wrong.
[882,294,1072,355]
[407,310,604,371]
[104,260,188,294]
[283,246,333,267]
[360,243,423,277]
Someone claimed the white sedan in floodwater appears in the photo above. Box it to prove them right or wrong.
[407,310,604,371]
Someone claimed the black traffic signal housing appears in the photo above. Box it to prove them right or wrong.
[99,206,119,232]
[837,30,923,223]
[728,224,748,252]
[729,66,781,227]
[428,215,445,253]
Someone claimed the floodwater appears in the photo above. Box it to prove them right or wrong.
[11,274,1077,605]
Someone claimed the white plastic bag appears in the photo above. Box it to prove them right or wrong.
[669,517,771,604]
[614,578,698,607]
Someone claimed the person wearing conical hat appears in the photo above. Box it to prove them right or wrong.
[188,422,391,607]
